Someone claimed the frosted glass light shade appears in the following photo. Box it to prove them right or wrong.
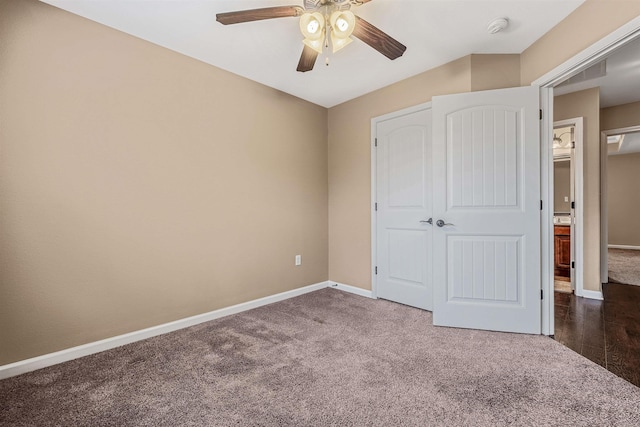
[300,12,325,40]
[303,37,324,54]
[330,10,355,38]
[330,32,353,53]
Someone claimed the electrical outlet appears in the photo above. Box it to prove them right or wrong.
[295,255,301,266]
[564,196,569,202]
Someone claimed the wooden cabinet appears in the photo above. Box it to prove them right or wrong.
[554,225,571,279]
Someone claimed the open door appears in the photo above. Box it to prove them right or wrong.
[431,86,541,334]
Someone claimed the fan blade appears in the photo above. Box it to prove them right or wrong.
[296,45,319,72]
[352,16,406,60]
[216,6,303,25]
[350,0,373,5]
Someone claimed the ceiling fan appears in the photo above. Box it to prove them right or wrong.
[216,0,407,72]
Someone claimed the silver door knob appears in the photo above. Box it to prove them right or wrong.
[436,219,454,227]
[420,218,433,225]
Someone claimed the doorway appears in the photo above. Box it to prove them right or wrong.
[601,126,640,286]
[535,15,640,335]
[552,124,575,294]
[550,118,584,300]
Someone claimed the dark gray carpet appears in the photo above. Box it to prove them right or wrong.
[2,288,640,426]
[609,248,640,286]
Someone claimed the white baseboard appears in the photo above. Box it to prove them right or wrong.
[328,281,374,299]
[608,244,640,250]
[580,289,604,300]
[0,281,329,380]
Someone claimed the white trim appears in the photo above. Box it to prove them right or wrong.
[609,245,640,250]
[601,125,640,135]
[370,101,432,300]
[601,131,609,284]
[533,15,640,88]
[574,118,585,299]
[371,114,378,298]
[329,282,374,298]
[0,281,329,380]
[540,87,554,336]
[582,289,604,300]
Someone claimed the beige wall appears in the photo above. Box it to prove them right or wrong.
[3,0,640,367]
[0,0,328,365]
[601,101,640,130]
[520,0,640,85]
[554,88,601,291]
[554,160,572,213]
[470,54,521,92]
[607,153,640,247]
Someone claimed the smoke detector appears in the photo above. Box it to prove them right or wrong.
[487,17,509,34]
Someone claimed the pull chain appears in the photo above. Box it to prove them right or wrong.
[325,6,330,66]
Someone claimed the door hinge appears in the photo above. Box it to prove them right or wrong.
[540,109,543,120]
[540,200,543,211]
[571,141,575,149]
[571,261,575,269]
[541,289,544,300]
[571,201,575,209]
[375,202,378,211]
[375,266,378,275]
[374,138,378,147]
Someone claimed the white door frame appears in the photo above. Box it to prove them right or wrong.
[600,125,640,283]
[370,101,432,299]
[553,117,585,299]
[534,15,640,336]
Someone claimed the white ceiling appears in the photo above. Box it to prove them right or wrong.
[555,34,640,108]
[40,0,584,107]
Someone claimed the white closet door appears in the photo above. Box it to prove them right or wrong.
[376,108,433,310]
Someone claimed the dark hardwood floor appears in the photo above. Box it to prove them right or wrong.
[554,282,640,387]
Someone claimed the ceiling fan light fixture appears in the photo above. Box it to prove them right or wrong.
[300,12,325,40]
[330,10,355,39]
[330,32,353,53]
[216,2,407,73]
[303,37,325,55]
